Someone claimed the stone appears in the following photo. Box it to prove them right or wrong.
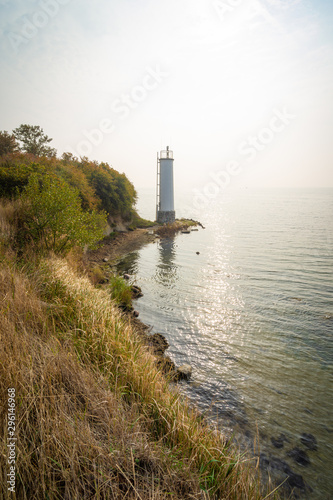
[131,285,143,298]
[196,251,200,255]
[148,333,169,356]
[133,310,139,318]
[123,273,130,280]
[103,257,109,262]
[259,454,307,494]
[156,356,176,376]
[271,433,288,449]
[287,472,306,491]
[300,433,318,451]
[176,364,192,381]
[271,437,284,449]
[287,447,310,467]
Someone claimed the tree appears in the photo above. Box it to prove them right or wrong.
[0,131,18,156]
[61,152,78,163]
[20,174,107,255]
[13,124,57,157]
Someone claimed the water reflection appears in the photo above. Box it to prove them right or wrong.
[115,251,140,275]
[154,238,179,287]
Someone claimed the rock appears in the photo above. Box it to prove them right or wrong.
[259,454,307,493]
[156,356,176,376]
[300,433,318,451]
[271,437,284,449]
[271,433,288,449]
[196,251,200,255]
[131,285,143,298]
[148,334,169,356]
[123,273,130,280]
[103,257,109,262]
[176,364,192,381]
[133,310,139,318]
[287,447,310,466]
[119,304,133,312]
[287,472,306,491]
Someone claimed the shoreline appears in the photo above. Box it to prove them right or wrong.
[84,224,195,380]
[85,225,311,499]
[86,227,159,265]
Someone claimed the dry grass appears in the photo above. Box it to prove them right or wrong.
[0,200,15,248]
[0,263,201,499]
[0,201,281,499]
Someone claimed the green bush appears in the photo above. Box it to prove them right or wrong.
[19,174,107,255]
[109,275,132,310]
[131,214,155,228]
[0,159,46,198]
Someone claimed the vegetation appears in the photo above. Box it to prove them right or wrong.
[156,219,198,238]
[0,124,142,232]
[13,124,56,157]
[0,131,17,156]
[17,175,107,255]
[108,275,133,310]
[130,213,156,229]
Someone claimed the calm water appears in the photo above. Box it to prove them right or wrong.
[118,189,333,499]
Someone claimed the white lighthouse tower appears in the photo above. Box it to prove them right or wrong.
[156,146,175,223]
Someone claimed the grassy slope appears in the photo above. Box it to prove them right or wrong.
[0,205,280,499]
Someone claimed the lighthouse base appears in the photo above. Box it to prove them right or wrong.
[157,211,175,224]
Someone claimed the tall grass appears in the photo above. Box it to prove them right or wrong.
[108,275,133,310]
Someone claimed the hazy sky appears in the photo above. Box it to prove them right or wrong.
[1,0,333,193]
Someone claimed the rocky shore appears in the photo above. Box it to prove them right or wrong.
[85,222,197,382]
[85,223,313,499]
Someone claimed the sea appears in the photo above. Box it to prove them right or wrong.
[116,188,333,499]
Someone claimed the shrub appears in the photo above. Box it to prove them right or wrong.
[18,174,107,255]
[109,275,133,310]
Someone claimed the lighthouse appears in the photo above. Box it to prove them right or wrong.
[156,146,175,223]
